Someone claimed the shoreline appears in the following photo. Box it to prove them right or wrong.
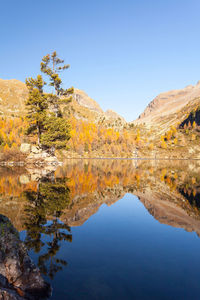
[0,156,200,167]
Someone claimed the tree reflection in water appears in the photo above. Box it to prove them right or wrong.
[1,159,200,279]
[22,175,72,280]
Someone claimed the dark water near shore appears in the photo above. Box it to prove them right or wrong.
[1,159,200,299]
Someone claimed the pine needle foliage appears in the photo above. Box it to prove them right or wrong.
[40,115,70,150]
[40,51,74,117]
[25,52,72,151]
[25,75,48,145]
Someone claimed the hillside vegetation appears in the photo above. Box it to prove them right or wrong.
[0,75,200,159]
[0,78,143,158]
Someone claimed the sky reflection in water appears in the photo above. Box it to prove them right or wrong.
[1,159,200,299]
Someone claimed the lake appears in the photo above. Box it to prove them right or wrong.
[1,159,200,299]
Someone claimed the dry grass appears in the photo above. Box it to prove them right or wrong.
[0,148,26,162]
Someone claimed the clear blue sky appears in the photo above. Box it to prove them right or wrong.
[1,0,200,121]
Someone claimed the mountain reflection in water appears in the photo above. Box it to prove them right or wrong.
[0,159,200,294]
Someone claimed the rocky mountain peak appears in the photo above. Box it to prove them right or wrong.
[0,79,125,127]
[73,89,103,113]
[105,109,126,123]
[134,81,200,126]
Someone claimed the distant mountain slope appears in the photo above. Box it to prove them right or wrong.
[0,79,28,116]
[66,88,126,127]
[73,89,103,113]
[0,79,126,127]
[104,109,126,123]
[134,81,200,127]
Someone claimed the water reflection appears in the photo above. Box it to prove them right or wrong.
[0,160,200,282]
[23,176,72,279]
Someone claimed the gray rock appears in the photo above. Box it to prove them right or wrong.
[19,175,30,185]
[0,215,51,300]
[31,146,42,154]
[0,288,25,299]
[20,144,31,154]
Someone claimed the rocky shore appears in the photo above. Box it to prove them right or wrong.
[0,215,51,300]
[20,144,60,166]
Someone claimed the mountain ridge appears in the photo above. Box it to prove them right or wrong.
[134,80,200,127]
[0,79,125,127]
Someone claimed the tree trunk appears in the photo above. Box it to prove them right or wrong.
[50,145,55,156]
[54,103,59,117]
[37,123,41,146]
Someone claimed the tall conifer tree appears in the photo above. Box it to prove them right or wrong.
[25,52,72,152]
[25,75,48,146]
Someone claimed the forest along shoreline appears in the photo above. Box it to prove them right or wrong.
[1,53,200,162]
[1,142,200,167]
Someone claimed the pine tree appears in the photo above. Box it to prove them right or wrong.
[25,53,72,151]
[25,75,48,146]
[40,114,71,153]
[40,51,74,117]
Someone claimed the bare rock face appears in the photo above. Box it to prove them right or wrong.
[0,215,51,300]
[72,89,126,127]
[20,144,31,154]
[104,109,126,123]
[134,80,200,125]
[31,146,42,154]
[25,146,60,166]
[73,89,103,113]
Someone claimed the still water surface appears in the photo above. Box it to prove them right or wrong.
[1,159,200,299]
